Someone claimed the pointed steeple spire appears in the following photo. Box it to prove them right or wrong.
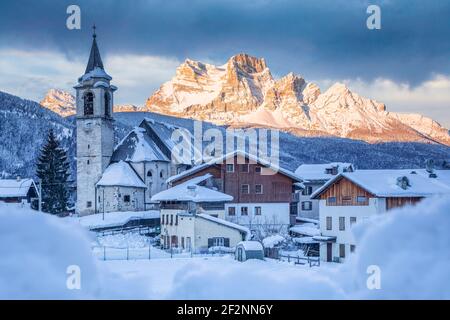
[84,24,104,74]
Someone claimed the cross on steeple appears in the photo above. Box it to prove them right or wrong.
[92,24,97,38]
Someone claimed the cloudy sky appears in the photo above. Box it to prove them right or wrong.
[0,0,449,126]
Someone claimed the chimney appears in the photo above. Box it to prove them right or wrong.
[16,176,21,182]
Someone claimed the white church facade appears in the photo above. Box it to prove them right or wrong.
[75,31,193,216]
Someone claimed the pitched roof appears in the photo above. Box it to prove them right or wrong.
[85,35,104,74]
[0,178,35,198]
[96,161,146,188]
[111,127,169,163]
[167,150,301,184]
[151,174,233,203]
[311,169,450,199]
[198,214,250,239]
[142,118,201,164]
[295,162,354,182]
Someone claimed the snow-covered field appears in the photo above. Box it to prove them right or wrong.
[1,197,450,299]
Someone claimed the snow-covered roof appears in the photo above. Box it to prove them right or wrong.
[197,214,250,239]
[290,223,320,237]
[151,174,233,203]
[295,162,354,182]
[142,118,202,164]
[77,210,159,229]
[112,127,169,163]
[0,178,36,198]
[311,169,450,199]
[262,235,285,248]
[167,150,301,184]
[96,161,146,188]
[79,67,112,82]
[237,241,263,251]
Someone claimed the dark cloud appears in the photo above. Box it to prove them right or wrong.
[0,0,449,85]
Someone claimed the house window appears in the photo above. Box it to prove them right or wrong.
[228,207,236,216]
[255,166,262,173]
[170,214,173,225]
[160,170,164,178]
[255,184,263,194]
[357,196,367,203]
[86,201,92,208]
[327,197,337,205]
[326,216,332,230]
[124,195,131,203]
[226,164,234,172]
[254,206,262,215]
[241,207,248,216]
[104,92,110,117]
[161,215,164,225]
[302,186,313,196]
[339,217,345,231]
[214,237,224,247]
[83,92,94,116]
[350,217,357,226]
[87,160,90,165]
[241,184,250,194]
[175,215,178,226]
[301,201,312,211]
[350,245,356,253]
[339,244,345,258]
[240,164,249,173]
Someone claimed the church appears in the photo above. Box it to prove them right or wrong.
[75,30,193,216]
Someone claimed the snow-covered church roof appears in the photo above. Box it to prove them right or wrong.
[0,178,36,198]
[151,174,233,203]
[96,161,146,188]
[111,127,169,163]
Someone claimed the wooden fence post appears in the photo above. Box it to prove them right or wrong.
[103,246,106,261]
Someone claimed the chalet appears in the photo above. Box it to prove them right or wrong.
[166,150,302,229]
[151,174,249,252]
[295,163,354,220]
[311,169,450,262]
[0,178,38,204]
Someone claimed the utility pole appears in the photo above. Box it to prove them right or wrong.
[37,181,42,212]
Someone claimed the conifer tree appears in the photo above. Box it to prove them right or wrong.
[36,129,70,214]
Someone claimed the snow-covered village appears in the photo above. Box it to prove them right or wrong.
[1,1,450,302]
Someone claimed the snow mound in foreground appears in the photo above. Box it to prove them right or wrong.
[0,204,145,299]
[168,196,450,299]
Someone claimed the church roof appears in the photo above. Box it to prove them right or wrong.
[85,32,104,74]
[96,161,146,188]
[111,127,169,163]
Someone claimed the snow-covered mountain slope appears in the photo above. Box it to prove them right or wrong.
[145,53,450,145]
[0,91,75,178]
[40,89,76,117]
[1,90,449,179]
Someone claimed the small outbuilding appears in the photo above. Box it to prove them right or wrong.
[235,241,264,262]
[0,178,38,204]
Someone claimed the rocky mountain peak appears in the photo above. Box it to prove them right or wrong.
[227,53,267,74]
[40,89,76,117]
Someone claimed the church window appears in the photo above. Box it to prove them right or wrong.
[87,160,90,165]
[160,170,164,178]
[124,195,131,203]
[147,170,153,178]
[83,92,94,116]
[86,201,92,208]
[104,92,110,117]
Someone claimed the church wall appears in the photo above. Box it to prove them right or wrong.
[96,185,145,213]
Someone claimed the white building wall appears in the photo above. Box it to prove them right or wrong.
[96,186,145,213]
[224,202,290,226]
[160,209,244,252]
[130,161,170,207]
[319,198,386,262]
[297,183,322,220]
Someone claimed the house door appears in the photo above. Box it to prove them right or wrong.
[186,237,191,251]
[326,243,332,262]
[237,247,244,261]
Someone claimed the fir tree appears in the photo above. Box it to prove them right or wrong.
[36,129,70,214]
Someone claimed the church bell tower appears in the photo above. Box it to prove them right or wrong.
[75,26,117,215]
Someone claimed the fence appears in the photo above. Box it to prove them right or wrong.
[94,225,160,237]
[92,245,233,261]
[278,253,320,267]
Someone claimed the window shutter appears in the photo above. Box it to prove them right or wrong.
[224,238,230,247]
[208,238,214,248]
